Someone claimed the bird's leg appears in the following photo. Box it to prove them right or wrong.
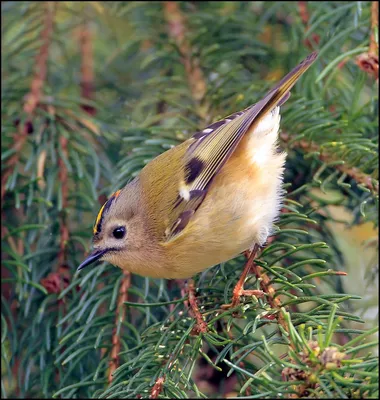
[222,244,265,310]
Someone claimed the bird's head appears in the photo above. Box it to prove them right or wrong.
[78,178,145,271]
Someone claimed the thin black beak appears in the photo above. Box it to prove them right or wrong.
[77,249,108,271]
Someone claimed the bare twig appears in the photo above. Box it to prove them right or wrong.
[150,376,165,399]
[280,132,379,195]
[356,1,379,79]
[1,2,56,202]
[163,1,209,119]
[108,271,131,383]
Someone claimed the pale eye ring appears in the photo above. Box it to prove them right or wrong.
[113,226,126,239]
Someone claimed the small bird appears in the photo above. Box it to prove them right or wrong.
[78,52,317,279]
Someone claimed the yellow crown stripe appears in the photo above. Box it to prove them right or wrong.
[93,202,107,234]
[93,189,122,235]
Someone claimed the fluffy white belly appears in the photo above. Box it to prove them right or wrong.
[228,106,286,247]
[250,107,285,238]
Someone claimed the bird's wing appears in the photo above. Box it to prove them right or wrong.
[164,52,318,242]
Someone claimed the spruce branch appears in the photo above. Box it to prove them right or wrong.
[1,2,56,201]
[2,2,378,398]
[108,271,131,383]
[356,1,379,79]
[280,132,379,196]
[22,2,56,116]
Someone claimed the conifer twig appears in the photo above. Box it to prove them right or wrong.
[280,132,379,195]
[1,2,56,202]
[163,1,209,119]
[79,20,96,115]
[150,376,165,399]
[188,280,208,334]
[108,271,131,383]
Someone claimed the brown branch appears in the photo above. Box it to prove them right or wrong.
[1,2,56,202]
[79,21,96,115]
[369,1,379,55]
[108,271,131,383]
[188,280,208,334]
[356,1,379,79]
[280,132,379,195]
[163,1,209,119]
[298,1,309,26]
[23,2,55,115]
[150,376,165,399]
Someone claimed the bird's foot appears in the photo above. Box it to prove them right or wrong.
[221,288,265,312]
[221,244,263,314]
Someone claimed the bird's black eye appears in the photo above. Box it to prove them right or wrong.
[112,226,126,239]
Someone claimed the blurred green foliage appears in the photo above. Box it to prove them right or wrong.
[1,1,378,398]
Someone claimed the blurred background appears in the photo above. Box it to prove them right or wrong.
[2,1,378,398]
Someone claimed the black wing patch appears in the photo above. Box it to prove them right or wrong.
[184,157,205,184]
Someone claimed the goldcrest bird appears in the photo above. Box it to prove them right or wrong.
[78,52,317,279]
